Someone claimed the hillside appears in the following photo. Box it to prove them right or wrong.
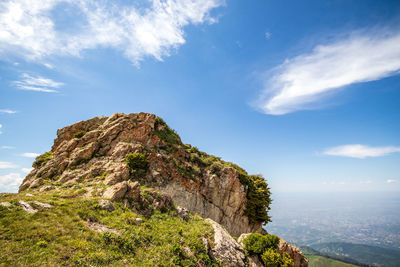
[1,113,308,266]
[307,255,357,267]
[311,242,400,267]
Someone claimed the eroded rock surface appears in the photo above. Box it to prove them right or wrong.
[278,238,309,267]
[206,218,246,267]
[19,112,263,236]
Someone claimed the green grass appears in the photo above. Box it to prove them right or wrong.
[0,192,217,266]
[307,255,357,267]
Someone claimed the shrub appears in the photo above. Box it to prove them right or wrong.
[154,117,182,145]
[261,248,294,267]
[241,175,272,224]
[32,151,53,168]
[243,233,279,254]
[125,153,149,173]
[74,131,86,139]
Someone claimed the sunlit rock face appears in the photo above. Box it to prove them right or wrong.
[19,112,263,236]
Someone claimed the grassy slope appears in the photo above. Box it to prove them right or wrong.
[0,191,216,267]
[307,255,357,267]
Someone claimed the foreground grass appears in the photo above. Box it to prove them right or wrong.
[0,192,216,266]
[308,255,357,267]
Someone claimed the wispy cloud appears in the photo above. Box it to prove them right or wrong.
[323,144,400,159]
[0,124,2,134]
[0,173,23,193]
[257,29,400,115]
[13,73,63,93]
[0,109,17,114]
[0,146,14,149]
[387,179,397,183]
[0,0,224,64]
[20,152,40,158]
[0,161,18,169]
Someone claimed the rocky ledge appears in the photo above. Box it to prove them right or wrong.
[18,112,307,266]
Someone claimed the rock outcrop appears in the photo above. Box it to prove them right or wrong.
[278,238,309,267]
[18,112,307,266]
[19,112,263,236]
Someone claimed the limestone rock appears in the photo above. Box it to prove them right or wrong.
[33,201,52,209]
[278,238,308,267]
[19,113,265,236]
[98,199,115,211]
[103,181,128,201]
[206,218,246,267]
[176,206,191,221]
[18,201,37,214]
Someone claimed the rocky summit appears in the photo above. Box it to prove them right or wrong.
[8,112,308,266]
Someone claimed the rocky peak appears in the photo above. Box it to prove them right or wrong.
[19,112,268,236]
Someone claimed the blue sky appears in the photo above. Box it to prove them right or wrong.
[1,0,400,193]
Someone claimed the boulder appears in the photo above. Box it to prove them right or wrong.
[205,218,246,267]
[18,201,37,214]
[103,181,128,201]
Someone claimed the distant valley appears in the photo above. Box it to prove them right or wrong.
[267,192,400,266]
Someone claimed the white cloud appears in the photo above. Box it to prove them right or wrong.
[0,0,224,64]
[13,73,63,92]
[0,146,14,149]
[21,167,33,173]
[0,173,23,193]
[387,179,397,183]
[258,30,400,114]
[0,161,18,169]
[20,152,40,158]
[265,31,271,40]
[0,124,2,134]
[323,144,400,159]
[0,109,17,114]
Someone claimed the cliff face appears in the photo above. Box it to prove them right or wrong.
[19,112,263,237]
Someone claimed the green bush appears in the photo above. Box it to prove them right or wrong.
[32,151,53,168]
[74,131,86,138]
[154,117,182,145]
[240,175,272,224]
[261,248,294,267]
[125,153,149,173]
[243,233,279,254]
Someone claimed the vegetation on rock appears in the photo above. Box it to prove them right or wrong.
[261,248,294,267]
[125,152,149,174]
[73,131,86,139]
[243,233,294,267]
[154,117,182,145]
[32,152,53,168]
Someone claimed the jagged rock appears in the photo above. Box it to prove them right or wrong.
[39,185,53,192]
[278,238,308,267]
[87,221,120,235]
[98,199,115,211]
[206,218,246,267]
[176,206,191,221]
[103,180,140,201]
[33,201,52,209]
[0,202,11,207]
[19,113,268,238]
[103,181,128,201]
[18,201,37,214]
